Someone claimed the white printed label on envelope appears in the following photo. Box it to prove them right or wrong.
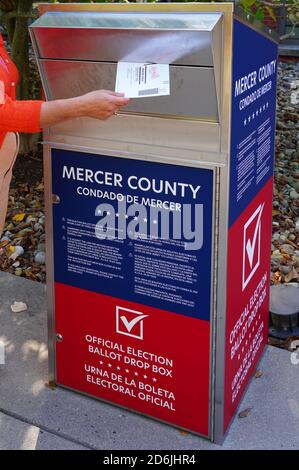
[115,62,170,98]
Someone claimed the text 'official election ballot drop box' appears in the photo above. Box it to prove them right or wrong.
[30,3,278,442]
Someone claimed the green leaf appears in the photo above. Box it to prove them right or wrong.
[240,0,257,8]
[255,7,265,22]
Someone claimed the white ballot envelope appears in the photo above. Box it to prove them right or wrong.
[115,62,170,98]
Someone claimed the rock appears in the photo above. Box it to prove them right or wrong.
[18,228,34,236]
[280,244,295,255]
[280,200,289,208]
[284,218,294,228]
[271,252,284,262]
[1,236,11,243]
[34,251,46,265]
[290,190,299,200]
[25,215,37,224]
[272,232,280,241]
[271,261,279,269]
[280,265,292,275]
[34,223,42,232]
[277,120,287,130]
[37,243,46,252]
[9,245,24,261]
[285,149,296,156]
[284,268,299,283]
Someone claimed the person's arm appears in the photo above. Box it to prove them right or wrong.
[0,90,130,133]
[41,90,130,127]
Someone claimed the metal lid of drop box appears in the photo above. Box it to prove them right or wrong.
[30,12,223,121]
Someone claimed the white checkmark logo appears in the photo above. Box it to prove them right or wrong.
[246,203,264,268]
[120,314,148,332]
[116,306,148,339]
[242,202,265,291]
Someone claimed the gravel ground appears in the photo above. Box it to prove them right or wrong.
[271,60,299,284]
[0,60,298,284]
[0,152,45,282]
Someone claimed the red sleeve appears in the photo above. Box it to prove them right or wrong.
[0,94,44,133]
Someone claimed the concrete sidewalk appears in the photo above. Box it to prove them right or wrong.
[0,271,298,450]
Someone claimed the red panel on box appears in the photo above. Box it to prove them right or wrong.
[224,177,273,432]
[54,283,211,436]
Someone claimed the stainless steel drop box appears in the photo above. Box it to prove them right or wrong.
[30,3,278,444]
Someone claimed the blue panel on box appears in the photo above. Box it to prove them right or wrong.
[229,20,278,227]
[51,150,214,321]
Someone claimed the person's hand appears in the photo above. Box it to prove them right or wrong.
[78,90,130,120]
[40,90,131,128]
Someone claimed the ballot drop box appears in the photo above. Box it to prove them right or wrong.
[30,3,278,442]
